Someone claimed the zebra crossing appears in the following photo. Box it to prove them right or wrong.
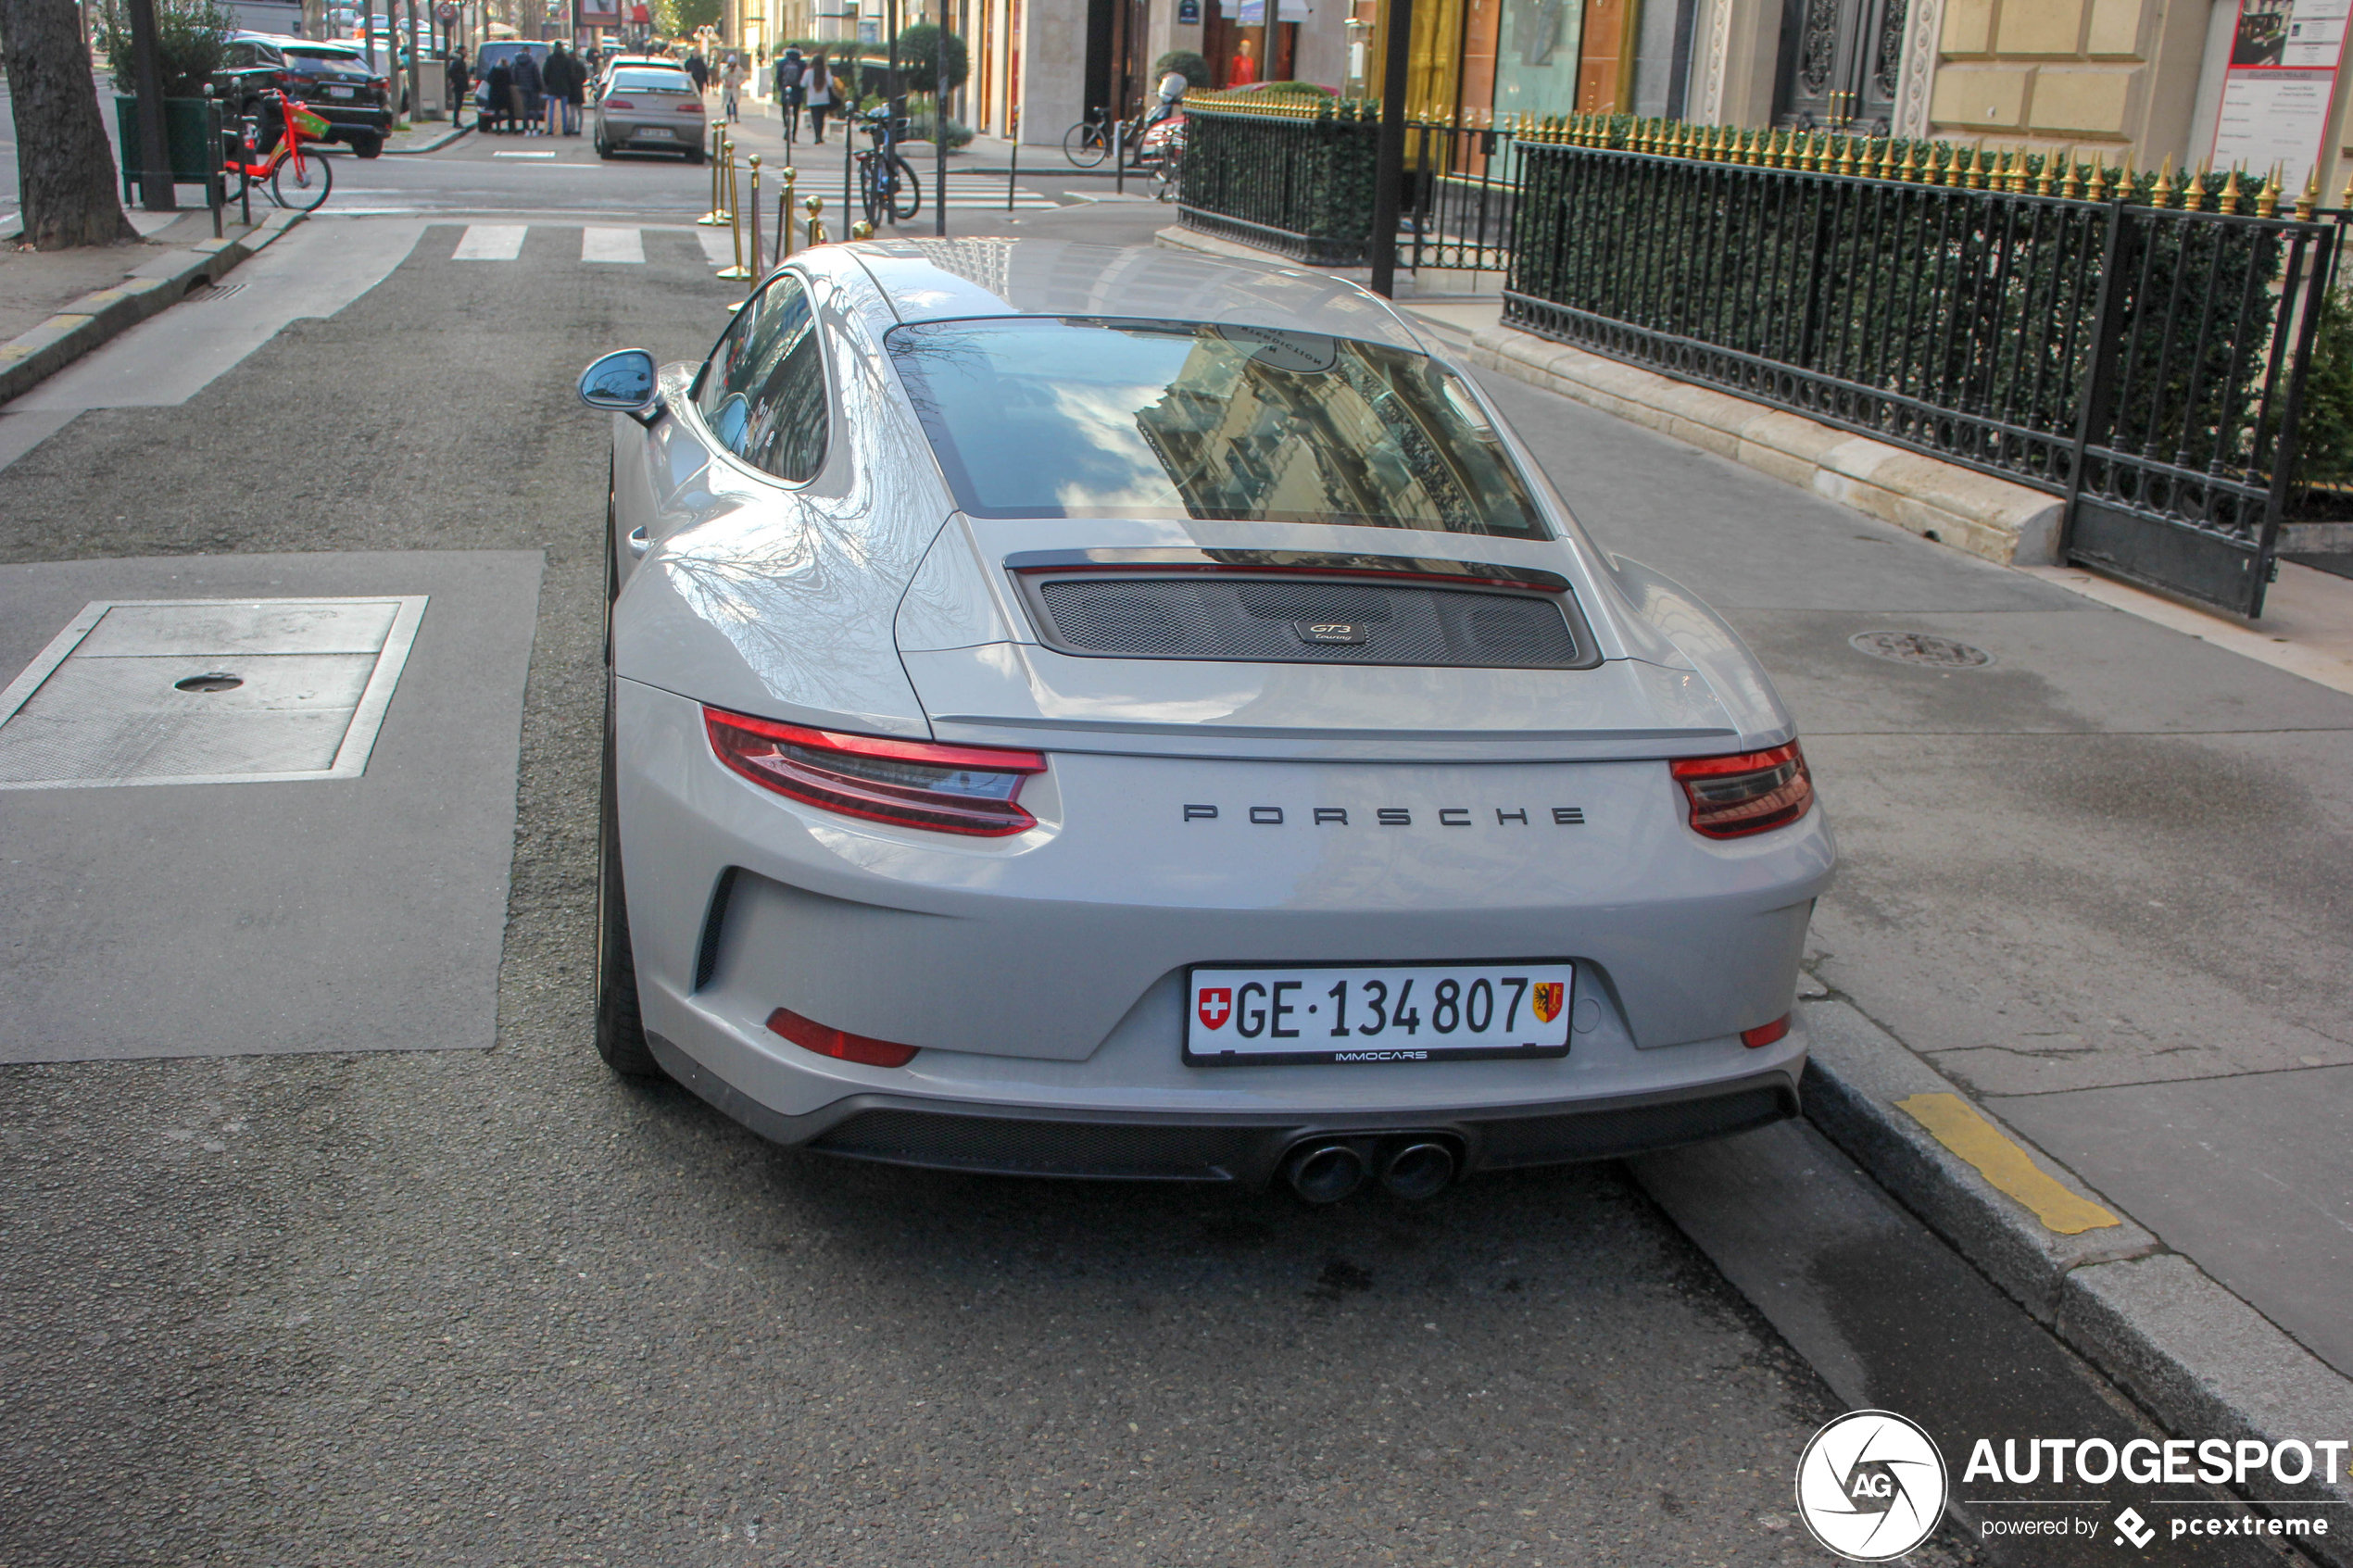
[450,204,1071,269]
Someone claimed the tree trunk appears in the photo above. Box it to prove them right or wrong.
[0,0,139,247]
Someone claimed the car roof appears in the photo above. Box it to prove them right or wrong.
[837,238,1425,350]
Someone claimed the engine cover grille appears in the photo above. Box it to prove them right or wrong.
[1020,573,1593,669]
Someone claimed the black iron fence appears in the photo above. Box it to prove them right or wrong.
[1177,101,2337,616]
[1504,125,2334,615]
[1178,97,1521,272]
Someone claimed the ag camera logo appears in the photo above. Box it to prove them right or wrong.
[1795,1410,1949,1562]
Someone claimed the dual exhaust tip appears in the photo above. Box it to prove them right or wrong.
[1282,1136,1459,1203]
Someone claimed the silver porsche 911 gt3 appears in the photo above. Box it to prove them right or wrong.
[575,238,1832,1202]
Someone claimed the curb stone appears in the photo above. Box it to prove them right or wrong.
[1798,997,2353,1561]
[0,208,304,408]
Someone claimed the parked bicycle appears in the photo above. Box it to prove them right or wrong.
[1062,105,1147,169]
[855,106,922,225]
[222,89,334,212]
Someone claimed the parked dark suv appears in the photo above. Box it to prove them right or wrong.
[217,32,394,157]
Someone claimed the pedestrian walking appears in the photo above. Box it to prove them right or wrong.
[484,55,512,132]
[446,47,471,130]
[776,45,805,144]
[804,51,832,144]
[721,54,745,122]
[684,49,709,91]
[512,45,543,133]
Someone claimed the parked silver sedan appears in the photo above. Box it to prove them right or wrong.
[574,240,1832,1201]
[593,65,705,161]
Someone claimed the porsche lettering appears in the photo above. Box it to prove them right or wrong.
[1182,804,1585,825]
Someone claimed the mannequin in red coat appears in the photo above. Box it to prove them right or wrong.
[1229,36,1260,85]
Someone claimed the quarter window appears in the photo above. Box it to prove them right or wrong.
[695,272,829,484]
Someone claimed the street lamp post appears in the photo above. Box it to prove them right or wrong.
[1365,0,1412,297]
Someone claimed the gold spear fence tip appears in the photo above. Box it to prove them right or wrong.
[2296,165,2320,220]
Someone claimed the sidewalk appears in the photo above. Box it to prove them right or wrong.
[1450,323,2353,1518]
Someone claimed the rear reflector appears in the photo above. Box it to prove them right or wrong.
[767,1007,920,1068]
[1669,741,1815,839]
[603,97,635,108]
[1741,1015,1791,1048]
[705,707,1046,836]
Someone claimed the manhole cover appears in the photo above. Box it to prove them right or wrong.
[1848,631,1994,668]
[188,282,247,302]
[0,596,425,788]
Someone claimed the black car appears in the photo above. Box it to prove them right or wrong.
[217,33,394,157]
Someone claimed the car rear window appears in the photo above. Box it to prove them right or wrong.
[284,48,366,71]
[610,69,693,92]
[886,317,1548,536]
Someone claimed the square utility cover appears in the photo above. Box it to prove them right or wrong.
[0,596,424,788]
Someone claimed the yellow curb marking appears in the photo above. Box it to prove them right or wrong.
[1895,1092,2121,1235]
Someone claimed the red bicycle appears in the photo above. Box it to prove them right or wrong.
[222,88,335,212]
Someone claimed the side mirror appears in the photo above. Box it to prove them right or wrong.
[578,348,663,425]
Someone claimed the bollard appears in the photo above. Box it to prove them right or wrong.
[805,194,827,247]
[746,154,762,275]
[850,220,874,239]
[717,139,752,279]
[698,123,730,224]
[775,167,797,262]
[1114,118,1125,196]
[1007,123,1017,212]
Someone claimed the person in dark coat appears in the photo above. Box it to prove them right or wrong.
[484,56,512,132]
[511,46,543,134]
[446,48,471,130]
[542,43,572,136]
[684,50,709,90]
[561,44,585,133]
[776,45,804,143]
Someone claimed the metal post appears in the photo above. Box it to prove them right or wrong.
[806,193,827,246]
[1008,114,1017,211]
[844,109,854,221]
[1367,0,1414,296]
[700,123,729,220]
[719,138,752,277]
[748,154,763,271]
[240,116,254,226]
[2059,200,2131,563]
[933,0,948,236]
[777,166,796,260]
[1114,117,1124,195]
[205,90,223,238]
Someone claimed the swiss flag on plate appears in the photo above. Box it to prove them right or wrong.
[1197,987,1232,1030]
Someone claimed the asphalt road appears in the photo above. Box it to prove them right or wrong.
[0,144,2204,1568]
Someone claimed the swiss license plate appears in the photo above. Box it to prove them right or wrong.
[328,85,354,98]
[1187,962,1574,1066]
[635,126,673,138]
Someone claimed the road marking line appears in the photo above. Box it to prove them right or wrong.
[1895,1092,2121,1235]
[493,150,559,158]
[452,224,528,259]
[581,226,645,263]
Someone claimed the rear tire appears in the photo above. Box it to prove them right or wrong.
[888,157,920,221]
[595,675,663,1080]
[1063,120,1106,168]
[351,132,384,158]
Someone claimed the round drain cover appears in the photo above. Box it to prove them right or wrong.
[174,672,244,693]
[1848,631,1993,669]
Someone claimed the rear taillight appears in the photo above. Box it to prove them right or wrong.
[603,96,635,108]
[678,102,704,113]
[767,1007,919,1068]
[1742,1014,1791,1048]
[704,707,1046,836]
[1669,740,1814,839]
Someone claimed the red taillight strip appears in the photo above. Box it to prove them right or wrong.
[1741,1014,1791,1048]
[767,1007,919,1067]
[1668,741,1815,839]
[704,707,1046,837]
